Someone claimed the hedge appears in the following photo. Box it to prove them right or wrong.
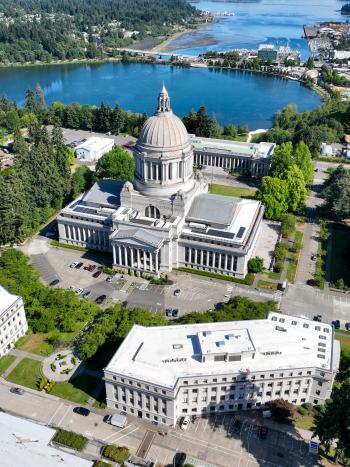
[177,267,254,285]
[94,461,112,467]
[53,428,88,451]
[50,240,88,252]
[103,444,130,463]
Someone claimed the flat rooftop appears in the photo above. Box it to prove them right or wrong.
[0,412,91,467]
[190,136,275,159]
[75,136,114,152]
[0,285,20,316]
[105,313,339,389]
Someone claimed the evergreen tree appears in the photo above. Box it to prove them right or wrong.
[25,89,37,114]
[35,83,46,112]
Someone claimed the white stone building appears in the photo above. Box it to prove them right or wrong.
[191,136,275,177]
[104,312,340,427]
[74,136,115,161]
[0,286,28,356]
[58,86,264,278]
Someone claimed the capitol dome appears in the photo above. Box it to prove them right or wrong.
[135,84,191,154]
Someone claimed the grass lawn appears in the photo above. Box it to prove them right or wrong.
[335,331,350,352]
[260,271,280,281]
[51,374,100,404]
[6,358,42,390]
[286,259,297,283]
[0,355,16,375]
[257,280,278,291]
[329,224,350,286]
[209,183,256,199]
[18,331,79,356]
[93,385,107,409]
[291,413,315,431]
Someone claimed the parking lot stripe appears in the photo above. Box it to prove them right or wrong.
[47,402,63,425]
[102,424,134,442]
[57,404,71,427]
[111,427,138,444]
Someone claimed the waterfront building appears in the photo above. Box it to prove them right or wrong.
[0,285,28,357]
[58,86,264,278]
[191,136,275,177]
[258,44,278,62]
[104,312,340,427]
[74,136,115,161]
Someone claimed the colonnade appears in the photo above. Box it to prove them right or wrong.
[64,223,109,248]
[185,246,238,272]
[135,155,194,183]
[113,244,160,273]
[193,152,269,176]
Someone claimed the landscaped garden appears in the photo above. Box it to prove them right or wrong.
[0,355,16,375]
[50,374,100,404]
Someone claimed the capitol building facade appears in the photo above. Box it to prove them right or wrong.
[58,86,264,278]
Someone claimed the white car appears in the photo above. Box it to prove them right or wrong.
[180,415,190,431]
[75,288,84,295]
[70,262,79,268]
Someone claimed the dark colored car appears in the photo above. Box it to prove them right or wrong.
[165,308,173,317]
[173,452,187,467]
[345,322,350,331]
[84,264,92,271]
[73,407,90,416]
[174,288,181,296]
[93,270,102,278]
[10,387,24,395]
[83,290,91,298]
[75,262,84,269]
[332,320,341,329]
[96,294,106,304]
[259,425,268,440]
[50,279,60,287]
[172,309,179,317]
[90,265,97,272]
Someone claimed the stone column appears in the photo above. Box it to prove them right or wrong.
[149,251,153,272]
[118,245,121,265]
[143,250,147,270]
[130,248,134,268]
[124,247,128,267]
[200,250,204,266]
[219,253,222,269]
[113,245,116,264]
[194,249,198,265]
[137,249,141,269]
[224,254,228,271]
[206,251,210,267]
[155,251,159,273]
[212,251,216,268]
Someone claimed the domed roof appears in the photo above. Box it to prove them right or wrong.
[136,85,190,152]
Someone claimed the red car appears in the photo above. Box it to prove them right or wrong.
[93,270,102,278]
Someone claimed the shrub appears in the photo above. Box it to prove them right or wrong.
[270,399,295,422]
[248,256,264,273]
[102,267,113,275]
[298,406,308,416]
[50,363,56,372]
[302,402,313,411]
[281,213,296,238]
[94,461,112,467]
[71,357,77,365]
[38,377,48,391]
[103,444,130,463]
[273,261,284,273]
[177,268,255,285]
[53,429,87,451]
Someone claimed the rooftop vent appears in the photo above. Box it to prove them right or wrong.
[173,344,183,350]
[203,331,212,337]
[216,340,225,347]
[226,334,235,340]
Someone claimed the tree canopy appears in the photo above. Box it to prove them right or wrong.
[256,177,289,219]
[95,146,135,181]
[322,165,350,220]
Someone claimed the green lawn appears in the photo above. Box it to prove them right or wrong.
[18,331,78,356]
[6,358,42,390]
[0,355,16,375]
[335,331,350,352]
[291,413,315,431]
[257,280,278,291]
[330,224,350,286]
[286,258,297,283]
[51,375,100,404]
[209,183,256,199]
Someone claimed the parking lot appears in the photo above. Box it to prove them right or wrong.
[0,377,317,467]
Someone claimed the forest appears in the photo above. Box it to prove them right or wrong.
[0,0,200,63]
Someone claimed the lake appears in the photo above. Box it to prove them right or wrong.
[0,62,320,129]
[167,0,341,59]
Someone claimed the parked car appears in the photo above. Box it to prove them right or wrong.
[90,265,97,272]
[96,294,106,304]
[75,288,84,295]
[75,262,84,269]
[172,309,179,317]
[259,425,268,440]
[345,322,350,331]
[180,415,190,431]
[106,275,114,282]
[49,279,60,286]
[82,290,91,298]
[73,407,90,416]
[93,270,102,278]
[313,315,322,322]
[10,387,24,395]
[174,288,181,296]
[165,308,173,317]
[311,255,317,261]
[332,320,341,329]
[104,414,127,428]
[173,452,187,467]
[70,262,79,268]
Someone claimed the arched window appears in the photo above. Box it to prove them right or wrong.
[145,205,160,219]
